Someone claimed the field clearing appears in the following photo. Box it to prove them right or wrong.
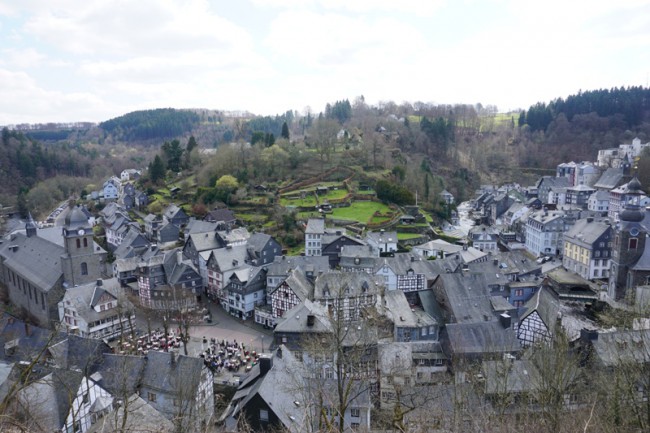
[397,233,423,240]
[330,201,393,223]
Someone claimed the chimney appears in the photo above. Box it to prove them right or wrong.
[586,217,594,223]
[493,258,498,266]
[499,313,511,329]
[177,251,183,265]
[580,328,598,342]
[259,355,273,375]
[307,315,315,327]
[96,279,103,287]
[24,322,31,336]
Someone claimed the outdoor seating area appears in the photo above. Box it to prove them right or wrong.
[200,337,260,374]
[114,329,183,355]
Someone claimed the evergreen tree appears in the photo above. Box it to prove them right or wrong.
[149,155,166,184]
[281,122,290,140]
[16,189,28,219]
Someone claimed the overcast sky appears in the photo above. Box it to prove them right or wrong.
[1,0,649,125]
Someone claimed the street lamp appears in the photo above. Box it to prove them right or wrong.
[261,334,265,353]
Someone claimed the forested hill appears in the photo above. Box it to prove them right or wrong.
[519,87,650,132]
[99,108,201,141]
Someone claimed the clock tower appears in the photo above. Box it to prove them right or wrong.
[608,177,649,301]
[61,205,106,287]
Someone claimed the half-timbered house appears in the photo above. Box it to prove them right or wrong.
[517,286,560,347]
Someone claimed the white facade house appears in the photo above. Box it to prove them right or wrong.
[58,278,135,340]
[366,230,398,254]
[102,178,121,200]
[305,218,325,256]
[470,228,498,252]
[588,190,610,213]
[524,209,570,257]
[412,239,463,259]
[62,373,114,433]
[120,168,141,182]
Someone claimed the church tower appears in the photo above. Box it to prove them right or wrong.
[608,177,647,301]
[61,205,105,287]
[25,213,37,238]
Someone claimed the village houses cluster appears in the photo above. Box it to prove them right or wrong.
[1,139,650,432]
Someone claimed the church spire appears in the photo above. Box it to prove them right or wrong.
[25,213,37,238]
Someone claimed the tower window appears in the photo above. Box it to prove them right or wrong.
[629,238,638,250]
[83,238,88,248]
[76,239,81,249]
[81,262,88,275]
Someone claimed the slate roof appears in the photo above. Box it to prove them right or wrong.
[0,232,63,290]
[47,368,86,429]
[163,204,186,222]
[112,226,149,259]
[465,250,541,279]
[631,240,650,271]
[60,279,133,332]
[519,286,559,330]
[184,219,219,235]
[163,249,199,286]
[591,329,650,367]
[383,290,437,328]
[339,245,380,270]
[208,244,249,271]
[141,351,204,394]
[445,321,521,357]
[563,218,611,246]
[224,346,308,433]
[305,218,325,234]
[0,313,62,362]
[188,231,225,252]
[266,255,330,279]
[437,273,495,324]
[217,227,250,245]
[204,207,236,224]
[271,268,314,301]
[274,299,332,334]
[412,239,464,255]
[536,176,571,190]
[47,334,112,373]
[483,359,539,395]
[93,353,146,396]
[313,271,384,299]
[85,394,174,433]
[322,232,364,249]
[593,167,625,190]
[590,189,610,201]
[374,253,440,277]
[366,230,398,245]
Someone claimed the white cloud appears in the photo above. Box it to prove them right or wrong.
[251,0,445,15]
[0,68,111,124]
[0,47,47,69]
[22,0,253,57]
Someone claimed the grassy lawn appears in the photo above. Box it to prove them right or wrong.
[320,188,348,201]
[280,194,318,207]
[330,201,393,223]
[397,232,423,240]
[238,213,268,224]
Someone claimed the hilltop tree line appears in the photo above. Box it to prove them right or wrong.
[519,86,650,132]
[100,108,200,141]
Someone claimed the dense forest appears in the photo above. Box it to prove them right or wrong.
[2,86,650,220]
[99,108,200,141]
